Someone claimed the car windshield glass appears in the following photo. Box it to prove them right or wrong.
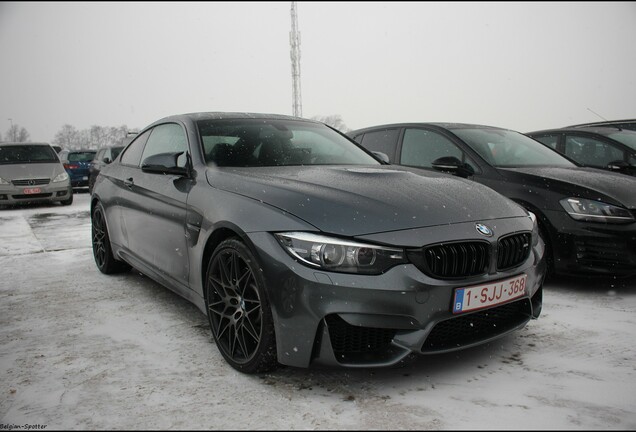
[607,131,636,151]
[0,145,58,164]
[68,152,96,162]
[452,128,576,168]
[198,119,379,167]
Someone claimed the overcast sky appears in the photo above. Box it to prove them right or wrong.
[1,1,635,142]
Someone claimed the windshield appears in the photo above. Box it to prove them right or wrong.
[0,145,59,165]
[198,119,379,167]
[452,128,576,168]
[607,131,636,151]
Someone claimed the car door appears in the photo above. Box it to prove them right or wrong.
[118,122,192,289]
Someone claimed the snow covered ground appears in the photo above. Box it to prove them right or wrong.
[1,191,635,430]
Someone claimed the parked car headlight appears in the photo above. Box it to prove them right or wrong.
[275,232,408,274]
[559,198,634,224]
[0,176,9,185]
[52,172,69,183]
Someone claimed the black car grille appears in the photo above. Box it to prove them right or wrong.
[12,178,50,186]
[324,315,396,361]
[421,299,531,352]
[574,237,635,269]
[497,233,531,270]
[12,193,53,199]
[409,241,490,279]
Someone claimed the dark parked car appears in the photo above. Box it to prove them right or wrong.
[526,126,636,176]
[567,119,636,131]
[59,149,97,188]
[88,145,124,193]
[91,113,545,373]
[0,142,73,207]
[348,123,636,278]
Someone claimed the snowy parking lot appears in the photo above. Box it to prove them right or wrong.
[1,191,635,430]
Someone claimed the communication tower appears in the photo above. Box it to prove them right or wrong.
[290,2,302,117]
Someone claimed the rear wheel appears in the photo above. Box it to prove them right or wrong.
[205,238,278,374]
[91,202,130,274]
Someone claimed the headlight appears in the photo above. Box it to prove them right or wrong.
[52,172,69,183]
[559,198,634,224]
[0,176,9,185]
[275,232,407,275]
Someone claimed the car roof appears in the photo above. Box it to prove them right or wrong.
[0,142,52,147]
[567,119,636,128]
[348,122,510,135]
[526,126,636,137]
[63,149,97,152]
[153,111,315,125]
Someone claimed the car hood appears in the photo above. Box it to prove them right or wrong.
[0,162,64,180]
[498,166,636,208]
[206,165,527,236]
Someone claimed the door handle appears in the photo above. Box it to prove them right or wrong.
[124,177,134,188]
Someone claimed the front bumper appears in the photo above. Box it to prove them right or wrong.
[544,210,636,277]
[0,181,72,205]
[247,228,546,369]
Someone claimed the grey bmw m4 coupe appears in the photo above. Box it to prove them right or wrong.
[91,112,546,373]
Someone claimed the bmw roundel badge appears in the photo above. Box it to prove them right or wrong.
[475,223,493,237]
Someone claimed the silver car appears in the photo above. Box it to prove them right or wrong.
[0,142,73,207]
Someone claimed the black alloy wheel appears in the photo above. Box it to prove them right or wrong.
[205,239,277,373]
[91,202,130,274]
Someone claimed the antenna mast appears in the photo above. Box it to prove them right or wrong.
[290,2,302,117]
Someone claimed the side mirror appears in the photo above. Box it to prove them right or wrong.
[432,156,474,178]
[103,157,111,164]
[606,160,629,171]
[372,151,390,164]
[141,152,189,176]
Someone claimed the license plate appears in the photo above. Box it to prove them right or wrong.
[82,176,88,180]
[23,187,42,194]
[452,274,527,314]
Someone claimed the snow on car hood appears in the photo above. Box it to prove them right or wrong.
[206,165,527,236]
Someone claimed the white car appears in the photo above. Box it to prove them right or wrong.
[0,142,73,207]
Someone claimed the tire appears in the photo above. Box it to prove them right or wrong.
[205,238,278,374]
[60,194,73,206]
[91,202,131,274]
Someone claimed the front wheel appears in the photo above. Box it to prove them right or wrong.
[205,238,278,374]
[91,202,130,274]
[60,194,73,206]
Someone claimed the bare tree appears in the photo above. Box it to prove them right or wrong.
[5,123,30,142]
[52,124,82,149]
[52,124,131,150]
[310,114,350,133]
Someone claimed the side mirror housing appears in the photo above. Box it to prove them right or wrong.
[141,152,189,176]
[372,151,391,164]
[607,160,629,171]
[432,156,474,178]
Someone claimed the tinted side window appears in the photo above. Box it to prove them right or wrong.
[360,129,399,161]
[120,129,151,167]
[141,123,188,168]
[564,135,624,167]
[401,128,476,172]
[533,134,559,150]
